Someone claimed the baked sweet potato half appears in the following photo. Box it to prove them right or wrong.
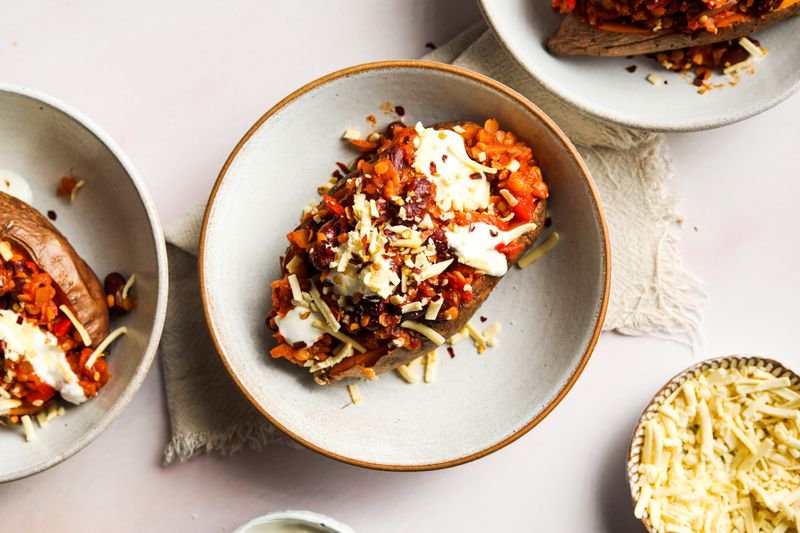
[266,119,549,384]
[0,191,121,421]
[0,191,108,345]
[548,0,800,56]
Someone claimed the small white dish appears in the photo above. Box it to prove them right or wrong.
[478,0,800,131]
[201,61,609,470]
[0,85,168,482]
[233,510,354,533]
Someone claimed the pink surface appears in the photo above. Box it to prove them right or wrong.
[1,1,798,531]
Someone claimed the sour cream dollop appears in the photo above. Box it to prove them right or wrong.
[445,222,539,277]
[411,124,496,213]
[0,309,86,405]
[275,307,324,347]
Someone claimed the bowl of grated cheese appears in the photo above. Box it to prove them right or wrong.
[628,355,800,533]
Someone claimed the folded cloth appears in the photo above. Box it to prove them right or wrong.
[162,22,704,463]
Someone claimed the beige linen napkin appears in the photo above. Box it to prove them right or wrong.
[162,23,704,463]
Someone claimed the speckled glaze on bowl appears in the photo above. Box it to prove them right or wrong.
[233,510,354,533]
[0,85,168,483]
[201,61,610,470]
[626,355,800,532]
[478,1,800,131]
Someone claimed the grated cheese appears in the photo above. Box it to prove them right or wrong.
[400,301,423,314]
[517,232,560,269]
[424,297,444,321]
[70,180,85,203]
[310,342,353,372]
[311,320,367,352]
[424,351,436,383]
[633,364,800,533]
[499,189,518,207]
[20,414,36,442]
[287,274,303,302]
[400,320,445,346]
[0,397,22,413]
[417,259,454,282]
[341,128,361,141]
[739,37,764,59]
[58,304,92,347]
[84,326,127,369]
[347,383,362,405]
[121,274,136,301]
[309,281,340,332]
[0,241,12,261]
[396,358,420,383]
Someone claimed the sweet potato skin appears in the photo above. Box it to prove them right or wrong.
[547,4,800,57]
[0,192,109,346]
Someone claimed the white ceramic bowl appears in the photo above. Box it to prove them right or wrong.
[233,510,354,533]
[479,0,800,131]
[201,61,609,470]
[0,85,168,482]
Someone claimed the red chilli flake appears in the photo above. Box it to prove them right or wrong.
[479,316,488,323]
[429,161,438,175]
[447,346,456,358]
[394,105,405,116]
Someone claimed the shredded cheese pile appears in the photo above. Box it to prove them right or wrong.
[634,364,800,533]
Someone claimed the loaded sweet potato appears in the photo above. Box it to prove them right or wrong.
[0,192,129,429]
[548,0,800,56]
[266,119,549,384]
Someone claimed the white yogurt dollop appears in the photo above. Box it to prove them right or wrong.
[445,222,539,277]
[275,306,324,347]
[0,169,33,204]
[411,124,495,213]
[0,309,87,405]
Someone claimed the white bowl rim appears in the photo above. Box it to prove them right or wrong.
[0,83,169,483]
[232,510,354,533]
[199,60,611,471]
[477,2,800,132]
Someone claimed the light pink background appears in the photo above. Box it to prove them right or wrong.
[1,1,797,531]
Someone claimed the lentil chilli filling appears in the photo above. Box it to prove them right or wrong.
[0,243,109,418]
[266,119,549,384]
[552,0,784,33]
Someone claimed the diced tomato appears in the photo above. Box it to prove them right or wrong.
[496,240,526,260]
[26,382,55,404]
[552,0,576,13]
[323,194,346,217]
[53,316,72,338]
[512,196,536,222]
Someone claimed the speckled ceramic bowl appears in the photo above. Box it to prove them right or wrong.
[627,355,800,532]
[0,85,168,482]
[233,510,354,533]
[201,61,609,470]
[478,0,800,131]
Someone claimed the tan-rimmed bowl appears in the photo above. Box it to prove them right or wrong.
[627,355,800,532]
[0,85,168,482]
[200,60,610,471]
